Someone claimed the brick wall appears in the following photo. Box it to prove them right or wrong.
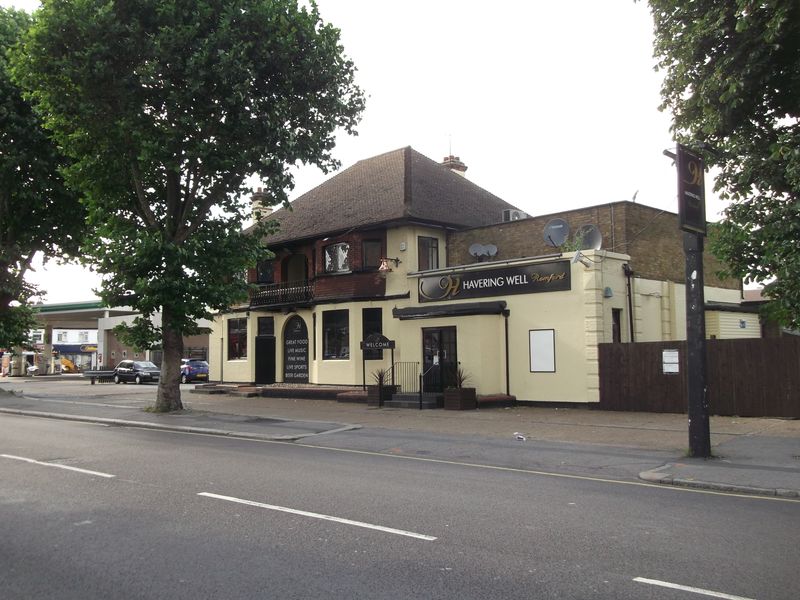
[447,202,738,289]
[315,271,385,301]
[104,330,209,368]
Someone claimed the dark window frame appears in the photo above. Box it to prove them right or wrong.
[322,309,349,360]
[257,316,275,337]
[256,259,274,284]
[362,239,382,270]
[362,308,383,360]
[228,318,248,360]
[323,242,350,274]
[418,236,439,271]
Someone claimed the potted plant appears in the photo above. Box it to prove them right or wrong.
[367,368,397,406]
[443,366,477,410]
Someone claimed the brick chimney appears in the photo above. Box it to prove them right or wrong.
[441,155,468,177]
[251,187,272,220]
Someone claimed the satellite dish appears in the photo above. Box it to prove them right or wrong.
[576,224,603,250]
[485,244,497,257]
[543,218,570,247]
[469,243,487,257]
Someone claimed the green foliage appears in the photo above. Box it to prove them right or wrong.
[371,368,387,386]
[0,297,37,350]
[0,7,85,348]
[647,0,800,328]
[453,366,471,389]
[13,0,364,408]
[113,317,161,354]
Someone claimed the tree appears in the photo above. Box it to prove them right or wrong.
[0,7,85,349]
[14,0,364,410]
[647,0,800,328]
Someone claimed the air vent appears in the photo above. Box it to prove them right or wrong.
[502,209,527,222]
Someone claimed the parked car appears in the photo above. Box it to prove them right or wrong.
[180,358,209,384]
[113,360,161,384]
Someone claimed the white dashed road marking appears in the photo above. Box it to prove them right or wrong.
[198,492,437,541]
[1,454,115,478]
[634,577,756,600]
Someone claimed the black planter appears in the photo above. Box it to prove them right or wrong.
[367,384,399,406]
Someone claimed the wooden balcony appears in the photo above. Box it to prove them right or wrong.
[249,280,315,308]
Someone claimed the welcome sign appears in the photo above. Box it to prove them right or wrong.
[418,260,571,303]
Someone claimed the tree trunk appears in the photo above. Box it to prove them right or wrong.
[154,305,184,412]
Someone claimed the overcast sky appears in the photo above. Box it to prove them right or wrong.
[5,0,723,304]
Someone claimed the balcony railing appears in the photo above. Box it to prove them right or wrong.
[250,280,315,308]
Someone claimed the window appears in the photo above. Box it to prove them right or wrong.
[78,331,89,343]
[418,236,439,271]
[31,331,43,343]
[256,259,274,284]
[324,242,350,273]
[228,318,248,360]
[257,316,274,336]
[56,332,67,342]
[362,308,383,360]
[362,240,382,269]
[612,309,622,343]
[322,310,349,359]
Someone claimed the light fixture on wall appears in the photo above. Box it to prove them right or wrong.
[571,251,592,269]
[378,257,402,273]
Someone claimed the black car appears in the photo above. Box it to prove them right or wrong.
[113,360,161,384]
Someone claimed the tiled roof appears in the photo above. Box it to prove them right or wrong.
[260,147,520,244]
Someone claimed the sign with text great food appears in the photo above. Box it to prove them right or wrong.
[418,261,571,303]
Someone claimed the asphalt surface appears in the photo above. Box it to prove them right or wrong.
[3,412,798,599]
[1,375,799,498]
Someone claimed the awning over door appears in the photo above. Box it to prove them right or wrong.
[392,301,508,320]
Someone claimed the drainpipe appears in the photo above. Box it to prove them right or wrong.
[622,264,635,342]
[219,337,224,383]
[503,309,511,395]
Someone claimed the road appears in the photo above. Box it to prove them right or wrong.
[1,413,798,599]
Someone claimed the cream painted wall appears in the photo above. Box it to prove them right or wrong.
[384,225,446,296]
[208,310,252,383]
[388,312,507,395]
[706,312,761,339]
[209,246,754,404]
[631,279,746,342]
[501,251,631,403]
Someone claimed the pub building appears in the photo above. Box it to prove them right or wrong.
[208,147,755,404]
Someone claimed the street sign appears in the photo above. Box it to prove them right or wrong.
[676,144,707,235]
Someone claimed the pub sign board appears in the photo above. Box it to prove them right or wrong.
[283,315,309,383]
[418,260,571,303]
[676,143,707,236]
[360,333,395,351]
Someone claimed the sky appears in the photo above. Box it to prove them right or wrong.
[5,0,726,304]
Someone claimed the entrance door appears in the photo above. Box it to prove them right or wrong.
[422,327,457,392]
[255,336,276,384]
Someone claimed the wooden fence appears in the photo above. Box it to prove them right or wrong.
[597,337,800,417]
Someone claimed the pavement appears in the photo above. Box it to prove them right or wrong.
[2,375,799,499]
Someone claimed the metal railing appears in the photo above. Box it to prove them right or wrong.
[390,361,420,393]
[250,279,315,307]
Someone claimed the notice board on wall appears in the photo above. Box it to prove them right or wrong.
[529,329,555,373]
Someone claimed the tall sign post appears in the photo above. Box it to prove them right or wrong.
[676,143,711,458]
